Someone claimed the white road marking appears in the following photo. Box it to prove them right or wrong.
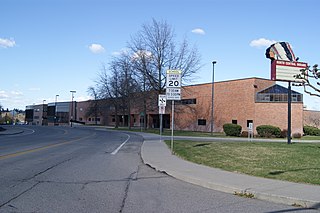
[111,134,130,155]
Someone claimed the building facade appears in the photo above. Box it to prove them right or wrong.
[176,78,303,134]
[26,77,314,135]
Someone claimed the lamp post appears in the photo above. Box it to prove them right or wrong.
[211,61,217,136]
[70,91,76,127]
[55,95,59,125]
[42,99,46,126]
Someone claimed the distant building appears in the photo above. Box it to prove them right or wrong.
[25,104,47,125]
[0,110,25,124]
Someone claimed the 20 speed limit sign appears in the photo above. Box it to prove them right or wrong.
[166,70,181,100]
[166,70,181,88]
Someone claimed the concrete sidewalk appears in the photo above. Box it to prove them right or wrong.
[136,132,320,210]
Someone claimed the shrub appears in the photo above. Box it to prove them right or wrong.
[293,132,302,138]
[303,125,320,136]
[241,131,249,137]
[280,129,288,138]
[256,125,281,138]
[223,123,242,137]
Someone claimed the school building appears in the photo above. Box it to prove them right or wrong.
[25,77,320,135]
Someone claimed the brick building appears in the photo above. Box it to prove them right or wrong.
[26,77,311,135]
[176,77,303,134]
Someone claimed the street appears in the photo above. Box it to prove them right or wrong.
[0,126,317,212]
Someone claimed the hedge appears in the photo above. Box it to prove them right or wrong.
[223,123,242,137]
[256,125,281,138]
[303,125,320,136]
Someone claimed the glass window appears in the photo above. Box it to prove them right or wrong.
[198,119,206,126]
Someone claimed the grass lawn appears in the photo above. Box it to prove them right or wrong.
[110,127,225,137]
[165,140,320,185]
[109,127,320,140]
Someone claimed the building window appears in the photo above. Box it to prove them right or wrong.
[247,120,253,127]
[177,98,196,105]
[256,85,303,103]
[88,118,91,121]
[112,116,115,122]
[79,118,82,121]
[232,120,237,124]
[96,118,100,122]
[198,119,206,126]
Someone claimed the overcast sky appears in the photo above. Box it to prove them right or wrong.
[1,0,320,110]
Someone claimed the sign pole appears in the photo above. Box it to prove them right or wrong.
[165,69,181,155]
[288,82,292,144]
[160,113,163,141]
[158,94,166,142]
[171,100,174,154]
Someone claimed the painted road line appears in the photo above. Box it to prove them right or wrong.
[111,134,130,155]
[0,132,96,160]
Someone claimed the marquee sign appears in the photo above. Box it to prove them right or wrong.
[271,60,308,82]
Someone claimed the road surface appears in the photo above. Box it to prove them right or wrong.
[0,126,317,212]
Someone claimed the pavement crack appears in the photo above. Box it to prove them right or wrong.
[0,182,40,208]
[21,158,73,182]
[119,171,137,213]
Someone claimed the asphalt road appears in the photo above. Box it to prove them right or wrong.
[0,126,317,213]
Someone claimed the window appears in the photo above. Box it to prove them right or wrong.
[232,120,237,124]
[88,118,91,121]
[79,118,82,121]
[247,120,253,127]
[198,119,206,126]
[96,118,100,122]
[256,85,302,103]
[112,116,115,122]
[177,98,196,105]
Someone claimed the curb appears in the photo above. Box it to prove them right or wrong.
[0,130,24,136]
[141,140,320,210]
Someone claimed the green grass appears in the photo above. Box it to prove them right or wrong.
[110,127,225,137]
[165,140,320,185]
[108,127,320,140]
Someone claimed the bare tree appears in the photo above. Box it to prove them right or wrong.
[128,19,201,130]
[87,86,99,125]
[295,64,320,97]
[129,18,201,93]
[113,52,139,129]
[95,65,121,128]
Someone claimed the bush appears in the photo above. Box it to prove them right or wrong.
[293,132,302,138]
[303,125,320,136]
[241,131,249,137]
[256,125,281,138]
[280,129,288,138]
[223,123,242,137]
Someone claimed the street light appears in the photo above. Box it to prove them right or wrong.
[55,95,59,125]
[42,99,46,126]
[211,61,217,136]
[70,91,76,127]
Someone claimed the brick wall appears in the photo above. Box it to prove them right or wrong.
[174,78,303,135]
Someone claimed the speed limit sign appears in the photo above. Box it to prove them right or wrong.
[166,70,181,88]
[166,70,181,100]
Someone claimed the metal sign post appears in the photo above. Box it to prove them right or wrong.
[171,100,174,153]
[288,82,292,144]
[166,70,182,154]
